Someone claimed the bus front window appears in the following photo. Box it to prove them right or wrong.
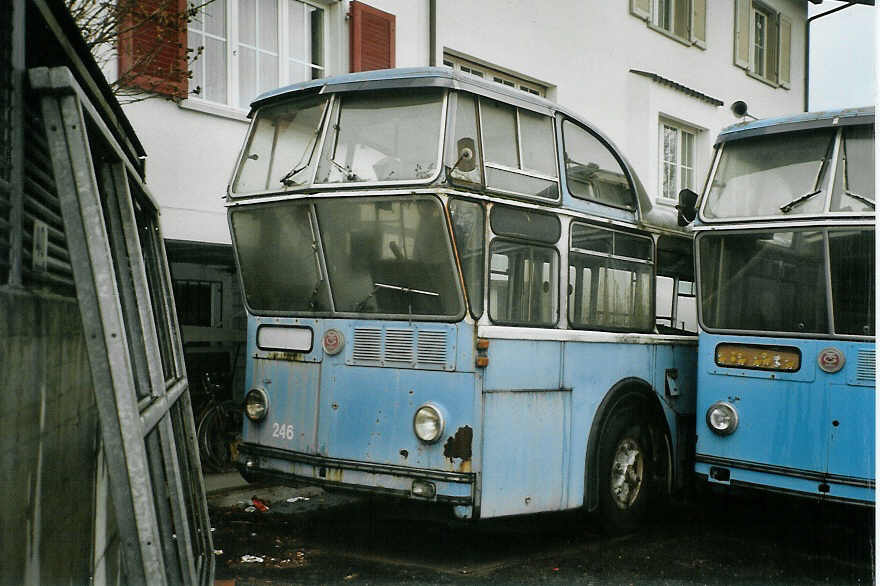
[315,197,464,318]
[230,201,331,313]
[315,89,445,184]
[698,230,828,334]
[703,129,836,219]
[232,96,329,194]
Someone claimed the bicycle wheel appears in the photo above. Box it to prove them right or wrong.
[197,403,229,472]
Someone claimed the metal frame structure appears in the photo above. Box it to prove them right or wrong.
[31,66,213,586]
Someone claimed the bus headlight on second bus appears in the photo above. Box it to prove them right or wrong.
[706,401,739,436]
[245,388,269,422]
[413,404,444,443]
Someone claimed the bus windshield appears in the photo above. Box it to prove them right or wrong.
[314,89,445,185]
[230,196,464,318]
[231,89,446,194]
[233,95,329,193]
[702,129,836,219]
[698,227,874,336]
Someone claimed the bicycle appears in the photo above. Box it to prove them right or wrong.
[195,371,244,473]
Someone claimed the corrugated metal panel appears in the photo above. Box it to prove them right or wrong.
[857,349,875,382]
[351,326,450,370]
[385,328,414,363]
[352,327,382,362]
[417,330,447,366]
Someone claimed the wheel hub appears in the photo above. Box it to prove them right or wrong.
[610,437,644,510]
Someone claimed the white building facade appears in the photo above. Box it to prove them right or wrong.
[119,0,809,390]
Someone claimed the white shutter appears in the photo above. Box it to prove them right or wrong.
[691,0,707,48]
[630,0,652,21]
[779,14,792,88]
[734,0,751,69]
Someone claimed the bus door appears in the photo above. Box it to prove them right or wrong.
[480,215,569,518]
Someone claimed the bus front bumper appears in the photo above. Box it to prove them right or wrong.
[696,455,875,506]
[237,442,475,508]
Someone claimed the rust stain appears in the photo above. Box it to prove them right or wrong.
[443,425,473,461]
[399,449,408,459]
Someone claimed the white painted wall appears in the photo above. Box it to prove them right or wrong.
[124,99,248,244]
[123,0,807,245]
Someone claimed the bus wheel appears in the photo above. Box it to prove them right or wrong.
[598,408,653,534]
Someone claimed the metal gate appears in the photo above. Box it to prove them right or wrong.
[31,66,213,585]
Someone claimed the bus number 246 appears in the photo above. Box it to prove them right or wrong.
[272,423,294,440]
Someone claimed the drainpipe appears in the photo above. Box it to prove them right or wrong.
[806,2,859,111]
[429,0,436,66]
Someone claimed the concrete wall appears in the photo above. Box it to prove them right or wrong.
[0,289,119,585]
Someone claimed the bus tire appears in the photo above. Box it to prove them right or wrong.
[597,406,654,535]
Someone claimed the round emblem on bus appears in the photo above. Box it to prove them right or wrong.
[322,329,344,355]
[817,347,845,373]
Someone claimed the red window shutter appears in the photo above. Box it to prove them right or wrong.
[118,0,188,98]
[350,1,396,72]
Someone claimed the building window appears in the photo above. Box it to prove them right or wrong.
[734,0,791,88]
[630,0,706,48]
[173,280,223,327]
[752,7,768,78]
[660,120,696,202]
[188,0,326,110]
[443,53,547,97]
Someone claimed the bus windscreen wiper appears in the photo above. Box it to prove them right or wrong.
[844,190,875,209]
[279,162,309,186]
[354,282,439,312]
[328,158,359,181]
[373,282,439,297]
[779,189,821,213]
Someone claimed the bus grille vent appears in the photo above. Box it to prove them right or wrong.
[385,329,414,363]
[417,331,447,366]
[857,349,875,381]
[352,328,382,362]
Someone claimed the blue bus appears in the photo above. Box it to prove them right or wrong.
[226,67,698,531]
[681,107,875,505]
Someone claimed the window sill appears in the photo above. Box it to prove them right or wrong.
[179,98,251,122]
[646,23,703,49]
[745,70,783,90]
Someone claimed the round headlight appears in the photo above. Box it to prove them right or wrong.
[245,388,269,422]
[413,404,444,443]
[706,401,738,436]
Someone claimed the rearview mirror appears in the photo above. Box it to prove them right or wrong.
[677,188,698,226]
[453,137,476,173]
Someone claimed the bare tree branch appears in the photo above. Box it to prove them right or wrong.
[66,0,215,103]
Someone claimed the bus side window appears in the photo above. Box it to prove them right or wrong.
[561,119,635,210]
[489,240,558,326]
[568,222,653,332]
[448,94,484,186]
[449,199,486,318]
[656,236,696,334]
